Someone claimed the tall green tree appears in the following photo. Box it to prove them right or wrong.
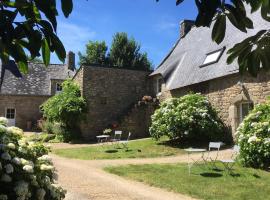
[0,0,73,79]
[109,32,152,70]
[157,0,270,77]
[78,41,108,66]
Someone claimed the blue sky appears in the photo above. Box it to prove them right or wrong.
[52,0,197,68]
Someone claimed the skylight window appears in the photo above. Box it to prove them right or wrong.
[201,47,225,67]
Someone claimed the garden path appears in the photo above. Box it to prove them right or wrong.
[51,146,233,200]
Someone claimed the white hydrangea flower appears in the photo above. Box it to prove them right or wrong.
[23,165,34,173]
[1,152,11,161]
[38,155,52,162]
[18,139,27,147]
[7,142,16,149]
[18,147,27,154]
[0,125,7,132]
[7,126,23,135]
[12,157,22,165]
[1,174,12,182]
[251,122,258,127]
[36,188,46,200]
[0,194,8,200]
[40,164,54,171]
[14,181,29,197]
[262,121,269,126]
[5,164,14,174]
[0,117,8,126]
[248,135,259,143]
[264,138,270,144]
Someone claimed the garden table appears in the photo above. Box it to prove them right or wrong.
[184,148,207,175]
[96,135,110,145]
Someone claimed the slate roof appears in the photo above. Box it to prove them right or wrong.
[151,8,270,90]
[0,63,75,96]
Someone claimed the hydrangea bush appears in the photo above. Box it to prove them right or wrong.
[150,93,226,142]
[0,118,65,199]
[236,102,270,169]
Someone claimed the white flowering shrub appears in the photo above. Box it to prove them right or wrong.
[150,93,226,142]
[236,102,270,169]
[0,118,65,199]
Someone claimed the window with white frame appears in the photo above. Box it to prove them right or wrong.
[239,102,253,123]
[55,83,62,94]
[6,108,15,119]
[201,47,225,67]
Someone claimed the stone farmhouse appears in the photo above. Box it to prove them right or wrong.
[0,52,155,140]
[1,7,270,140]
[150,9,270,135]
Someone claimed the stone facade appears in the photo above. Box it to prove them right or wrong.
[117,101,158,139]
[73,66,154,140]
[156,71,270,136]
[0,95,48,129]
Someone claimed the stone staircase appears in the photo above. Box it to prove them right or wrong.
[115,96,159,139]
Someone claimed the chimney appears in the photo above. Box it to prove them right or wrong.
[180,20,195,38]
[66,51,75,71]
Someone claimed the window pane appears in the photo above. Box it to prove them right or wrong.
[203,51,221,64]
[6,108,15,119]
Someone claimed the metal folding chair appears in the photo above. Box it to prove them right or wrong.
[119,132,132,150]
[111,130,122,147]
[220,145,240,174]
[203,142,222,169]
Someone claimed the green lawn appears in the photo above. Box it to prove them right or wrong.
[105,163,270,200]
[52,137,185,160]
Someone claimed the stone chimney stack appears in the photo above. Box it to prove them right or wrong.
[66,51,75,71]
[180,20,195,38]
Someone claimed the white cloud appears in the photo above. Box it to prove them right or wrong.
[57,21,96,53]
[51,21,96,64]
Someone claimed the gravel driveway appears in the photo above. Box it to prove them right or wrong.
[51,146,232,200]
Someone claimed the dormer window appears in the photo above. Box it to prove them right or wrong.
[201,47,225,67]
[55,83,62,94]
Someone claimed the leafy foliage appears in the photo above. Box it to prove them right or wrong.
[0,0,73,78]
[41,80,87,141]
[79,32,152,70]
[236,100,270,169]
[0,119,65,199]
[110,32,152,70]
[157,0,270,77]
[149,93,226,142]
[78,41,108,66]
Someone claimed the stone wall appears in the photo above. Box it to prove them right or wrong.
[158,72,270,136]
[0,95,49,130]
[117,101,158,139]
[76,66,153,140]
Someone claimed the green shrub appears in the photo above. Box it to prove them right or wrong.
[0,118,65,199]
[236,101,270,169]
[29,133,56,143]
[41,80,87,142]
[42,121,54,135]
[150,93,226,142]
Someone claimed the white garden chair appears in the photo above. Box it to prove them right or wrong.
[220,145,240,174]
[119,132,132,150]
[111,130,122,147]
[203,142,222,169]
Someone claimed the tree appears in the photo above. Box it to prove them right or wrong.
[157,0,270,77]
[78,41,108,66]
[0,0,73,78]
[41,80,87,141]
[109,32,152,70]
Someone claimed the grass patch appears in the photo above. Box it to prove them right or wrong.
[105,163,270,200]
[52,137,185,160]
